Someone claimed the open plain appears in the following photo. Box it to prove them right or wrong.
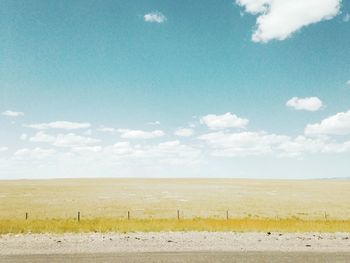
[1,178,350,221]
[1,179,350,262]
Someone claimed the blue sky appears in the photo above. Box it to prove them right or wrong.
[1,0,350,179]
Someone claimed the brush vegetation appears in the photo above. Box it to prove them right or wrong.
[1,218,350,234]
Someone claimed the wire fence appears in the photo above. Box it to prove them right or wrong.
[3,209,340,221]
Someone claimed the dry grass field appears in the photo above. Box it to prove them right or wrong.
[1,218,350,234]
[0,179,350,233]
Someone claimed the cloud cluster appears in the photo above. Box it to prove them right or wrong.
[14,148,56,160]
[199,130,350,157]
[3,106,350,178]
[305,110,350,136]
[286,97,323,111]
[198,131,288,156]
[29,131,101,148]
[174,128,194,137]
[200,112,249,130]
[144,11,167,23]
[236,0,341,42]
[24,121,91,130]
[2,110,24,117]
[118,129,165,139]
[106,140,201,164]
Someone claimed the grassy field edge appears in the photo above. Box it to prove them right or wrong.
[1,218,350,234]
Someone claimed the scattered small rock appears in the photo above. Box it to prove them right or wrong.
[135,237,140,240]
[342,237,349,240]
[306,244,311,247]
[267,232,271,235]
[167,240,173,243]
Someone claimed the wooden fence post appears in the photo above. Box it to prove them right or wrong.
[25,212,28,220]
[78,211,80,222]
[177,210,180,220]
[128,211,130,220]
[226,210,229,220]
[324,212,328,220]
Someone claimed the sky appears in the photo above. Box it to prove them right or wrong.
[1,0,350,179]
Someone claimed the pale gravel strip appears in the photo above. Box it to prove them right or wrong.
[0,232,350,255]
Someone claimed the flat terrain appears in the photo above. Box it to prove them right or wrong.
[1,178,350,220]
[1,179,350,261]
[2,252,350,263]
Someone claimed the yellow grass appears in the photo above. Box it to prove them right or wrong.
[1,179,350,233]
[1,179,350,220]
[1,218,350,234]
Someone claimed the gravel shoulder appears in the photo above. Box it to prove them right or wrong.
[2,252,350,263]
[1,232,350,255]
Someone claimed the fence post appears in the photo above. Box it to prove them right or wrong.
[177,210,180,220]
[78,211,80,222]
[25,212,28,220]
[324,212,328,220]
[128,211,130,220]
[226,210,229,220]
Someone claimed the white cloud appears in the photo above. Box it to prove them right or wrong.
[106,142,135,156]
[346,80,350,85]
[174,128,194,137]
[200,112,249,130]
[29,131,101,148]
[199,130,350,157]
[0,147,8,152]
[52,134,100,148]
[14,148,56,160]
[103,140,202,165]
[117,129,165,139]
[24,121,91,130]
[305,110,350,136]
[71,146,102,153]
[2,110,24,117]
[198,131,288,156]
[344,14,350,22]
[144,11,167,23]
[236,0,341,43]
[286,97,323,111]
[277,135,350,157]
[155,140,202,164]
[30,131,55,143]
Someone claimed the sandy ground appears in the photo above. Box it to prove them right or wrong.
[1,232,350,255]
